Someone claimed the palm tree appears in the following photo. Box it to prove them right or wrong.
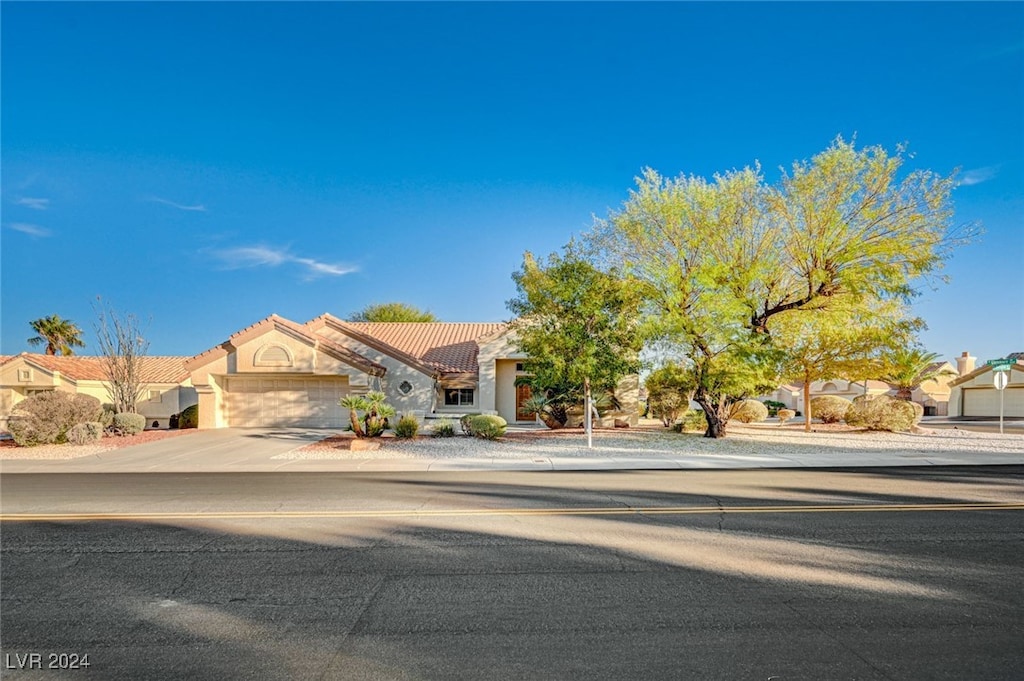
[879,348,957,401]
[27,315,86,355]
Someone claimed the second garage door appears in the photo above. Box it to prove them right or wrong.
[962,386,1024,418]
[225,377,350,427]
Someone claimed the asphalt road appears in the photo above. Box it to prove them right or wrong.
[2,467,1023,680]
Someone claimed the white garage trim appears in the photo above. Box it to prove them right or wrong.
[225,376,350,427]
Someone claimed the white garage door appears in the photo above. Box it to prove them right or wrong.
[962,387,1024,418]
[226,377,350,427]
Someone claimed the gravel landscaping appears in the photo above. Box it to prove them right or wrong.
[0,429,197,460]
[274,423,1024,461]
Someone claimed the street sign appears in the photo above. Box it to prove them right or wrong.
[986,359,1015,372]
[994,371,1009,391]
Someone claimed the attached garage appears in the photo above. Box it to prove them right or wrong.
[962,387,1024,418]
[225,376,350,427]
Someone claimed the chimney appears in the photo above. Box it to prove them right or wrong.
[956,351,976,376]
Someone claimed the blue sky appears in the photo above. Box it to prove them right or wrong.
[2,2,1022,366]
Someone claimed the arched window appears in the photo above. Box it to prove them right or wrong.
[254,344,293,367]
[821,382,838,393]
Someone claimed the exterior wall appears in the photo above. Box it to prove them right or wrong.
[315,327,435,416]
[477,331,527,416]
[948,366,1024,418]
[495,359,532,423]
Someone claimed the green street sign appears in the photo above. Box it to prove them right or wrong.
[987,359,1015,372]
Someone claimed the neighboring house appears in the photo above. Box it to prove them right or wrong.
[947,352,1024,418]
[761,379,891,413]
[0,353,196,431]
[185,313,640,429]
[907,360,957,416]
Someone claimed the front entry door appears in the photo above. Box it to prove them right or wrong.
[515,383,534,421]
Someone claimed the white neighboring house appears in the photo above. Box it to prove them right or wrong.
[0,353,197,431]
[947,352,1024,418]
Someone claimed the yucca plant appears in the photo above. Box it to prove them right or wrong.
[339,391,396,438]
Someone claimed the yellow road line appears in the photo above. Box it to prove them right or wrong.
[2,502,1023,522]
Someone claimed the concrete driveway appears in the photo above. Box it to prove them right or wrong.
[0,428,333,473]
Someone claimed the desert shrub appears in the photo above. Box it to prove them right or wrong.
[432,418,456,438]
[179,404,199,429]
[645,364,696,427]
[762,400,786,417]
[394,414,420,439]
[730,399,769,423]
[843,395,916,432]
[7,391,102,446]
[672,409,708,433]
[909,400,924,425]
[67,422,104,445]
[777,408,796,425]
[810,396,853,424]
[99,403,117,428]
[467,414,507,440]
[111,412,146,435]
[459,414,476,436]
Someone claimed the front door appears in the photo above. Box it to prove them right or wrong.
[515,383,534,421]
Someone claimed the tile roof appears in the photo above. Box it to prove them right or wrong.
[9,354,190,383]
[314,317,507,374]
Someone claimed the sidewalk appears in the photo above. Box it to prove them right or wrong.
[2,424,1022,473]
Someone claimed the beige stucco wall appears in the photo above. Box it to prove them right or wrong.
[494,359,532,423]
[477,330,526,416]
[315,327,436,416]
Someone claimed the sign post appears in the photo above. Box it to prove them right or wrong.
[993,370,1009,435]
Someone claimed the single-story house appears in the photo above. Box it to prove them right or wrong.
[1,312,641,432]
[761,379,892,413]
[185,313,639,429]
[0,353,197,431]
[947,353,1024,418]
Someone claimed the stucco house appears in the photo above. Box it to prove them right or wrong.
[762,379,892,413]
[0,353,196,431]
[947,352,1024,418]
[185,313,640,429]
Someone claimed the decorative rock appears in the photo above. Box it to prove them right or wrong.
[614,419,630,429]
[350,439,382,451]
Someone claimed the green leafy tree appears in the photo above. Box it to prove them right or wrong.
[348,303,437,323]
[507,248,643,447]
[878,347,957,401]
[769,298,919,431]
[585,138,967,437]
[27,315,85,355]
[644,363,696,427]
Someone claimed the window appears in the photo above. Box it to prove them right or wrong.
[515,363,526,372]
[254,344,293,367]
[17,368,32,382]
[149,390,162,403]
[398,380,413,395]
[444,388,474,406]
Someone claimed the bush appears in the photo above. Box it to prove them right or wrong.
[112,412,146,435]
[672,409,708,433]
[730,399,769,423]
[777,409,796,425]
[7,391,102,446]
[179,404,199,429]
[810,395,853,424]
[843,395,916,432]
[99,403,117,428]
[467,414,507,440]
[459,414,476,436]
[66,422,104,445]
[394,414,420,439]
[431,418,456,438]
[762,400,786,417]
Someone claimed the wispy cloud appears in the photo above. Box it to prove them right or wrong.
[959,166,999,186]
[147,196,208,212]
[7,222,52,237]
[16,197,50,210]
[211,244,357,280]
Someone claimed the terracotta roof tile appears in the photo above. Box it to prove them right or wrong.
[14,354,190,383]
[314,316,507,374]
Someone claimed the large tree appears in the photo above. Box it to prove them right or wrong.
[507,248,642,447]
[348,303,437,323]
[769,299,919,431]
[27,315,85,355]
[585,138,966,437]
[93,300,150,414]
